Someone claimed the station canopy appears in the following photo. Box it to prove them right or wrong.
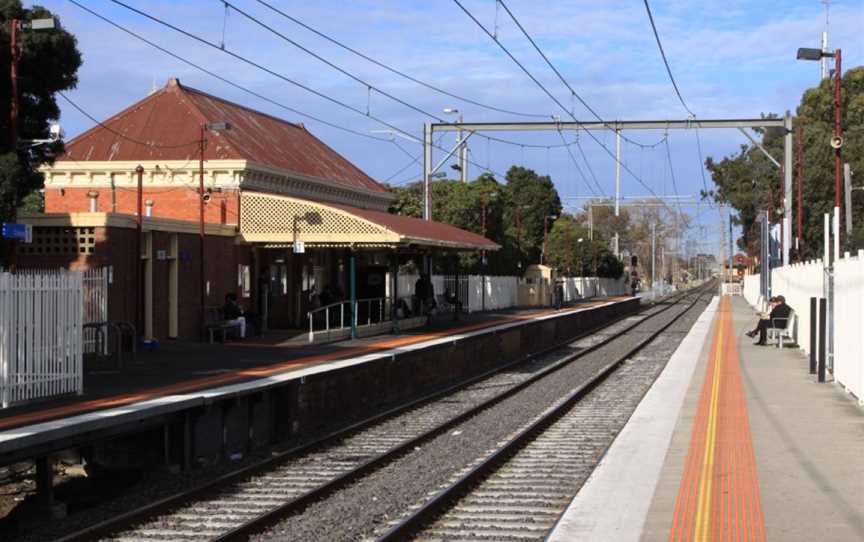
[240,192,498,251]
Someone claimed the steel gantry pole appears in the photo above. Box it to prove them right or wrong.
[833,49,843,232]
[423,123,432,221]
[783,111,793,266]
[651,222,656,294]
[614,129,621,257]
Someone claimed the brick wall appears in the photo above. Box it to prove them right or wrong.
[44,187,240,224]
[17,224,251,341]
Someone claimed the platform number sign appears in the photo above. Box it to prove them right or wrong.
[1,223,32,243]
[293,241,305,254]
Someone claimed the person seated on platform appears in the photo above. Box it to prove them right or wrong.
[746,295,792,345]
[415,273,436,315]
[223,292,246,339]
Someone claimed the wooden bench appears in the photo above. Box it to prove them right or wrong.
[203,307,242,343]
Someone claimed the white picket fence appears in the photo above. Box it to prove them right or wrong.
[82,267,109,354]
[0,270,84,408]
[394,274,627,313]
[742,250,864,403]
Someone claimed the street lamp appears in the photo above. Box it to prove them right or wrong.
[443,108,467,183]
[6,16,56,270]
[199,121,231,325]
[797,46,843,227]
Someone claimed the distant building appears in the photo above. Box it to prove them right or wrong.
[20,79,495,339]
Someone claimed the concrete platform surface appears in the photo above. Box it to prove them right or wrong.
[0,297,634,462]
[551,294,864,542]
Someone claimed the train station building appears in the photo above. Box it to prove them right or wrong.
[18,78,496,340]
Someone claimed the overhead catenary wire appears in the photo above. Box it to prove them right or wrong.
[642,0,695,118]
[496,0,665,149]
[90,0,507,180]
[58,91,200,149]
[222,0,581,152]
[642,0,715,210]
[452,0,674,214]
[555,127,601,197]
[67,0,392,145]
[252,0,551,119]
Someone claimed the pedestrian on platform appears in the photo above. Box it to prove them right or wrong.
[554,279,564,310]
[223,293,246,339]
[415,273,435,315]
[746,295,792,345]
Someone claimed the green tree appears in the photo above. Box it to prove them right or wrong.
[502,166,562,268]
[704,66,864,260]
[544,215,589,275]
[0,1,81,263]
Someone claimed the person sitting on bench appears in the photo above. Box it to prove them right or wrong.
[223,293,246,339]
[746,295,791,345]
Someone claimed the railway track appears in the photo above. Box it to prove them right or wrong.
[55,285,712,542]
[379,285,714,541]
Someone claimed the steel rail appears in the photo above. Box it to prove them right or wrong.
[376,283,713,541]
[57,290,696,542]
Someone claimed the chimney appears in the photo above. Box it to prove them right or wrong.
[167,77,181,88]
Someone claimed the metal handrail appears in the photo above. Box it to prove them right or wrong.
[307,297,392,343]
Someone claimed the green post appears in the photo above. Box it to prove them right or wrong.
[350,252,357,339]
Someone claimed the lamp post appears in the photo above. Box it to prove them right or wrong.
[443,108,467,183]
[797,47,843,230]
[6,17,56,270]
[199,122,231,327]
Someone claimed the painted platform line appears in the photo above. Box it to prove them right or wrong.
[669,296,765,542]
[547,297,719,542]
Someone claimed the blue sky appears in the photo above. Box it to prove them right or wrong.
[33,0,864,255]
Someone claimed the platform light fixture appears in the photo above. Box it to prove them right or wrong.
[796,45,843,229]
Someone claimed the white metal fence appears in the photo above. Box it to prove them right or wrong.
[742,251,864,403]
[0,270,84,408]
[394,274,627,313]
[82,267,109,354]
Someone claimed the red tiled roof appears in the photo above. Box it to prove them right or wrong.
[329,202,499,250]
[59,78,387,194]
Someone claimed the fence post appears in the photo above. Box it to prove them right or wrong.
[1,273,7,408]
[818,297,827,383]
[809,297,817,375]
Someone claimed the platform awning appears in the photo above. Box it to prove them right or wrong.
[239,192,498,251]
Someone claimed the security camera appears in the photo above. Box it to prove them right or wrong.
[830,136,843,149]
[202,192,211,203]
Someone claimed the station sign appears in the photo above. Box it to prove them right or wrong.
[1,223,32,243]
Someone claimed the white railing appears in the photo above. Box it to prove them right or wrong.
[82,267,109,354]
[396,274,627,313]
[742,253,864,403]
[0,270,84,408]
[721,282,742,295]
[307,297,391,343]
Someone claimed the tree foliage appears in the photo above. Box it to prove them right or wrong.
[703,66,864,260]
[0,1,81,261]
[387,166,629,278]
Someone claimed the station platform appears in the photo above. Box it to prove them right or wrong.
[549,295,864,542]
[0,296,635,468]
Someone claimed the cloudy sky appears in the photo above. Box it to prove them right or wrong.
[33,0,864,253]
